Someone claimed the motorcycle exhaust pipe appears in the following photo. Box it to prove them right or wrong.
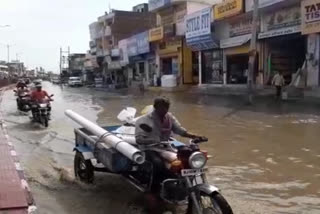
[65,109,145,164]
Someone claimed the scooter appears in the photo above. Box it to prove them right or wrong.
[72,108,233,214]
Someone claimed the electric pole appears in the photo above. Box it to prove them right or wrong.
[248,0,259,104]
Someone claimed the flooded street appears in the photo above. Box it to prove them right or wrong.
[1,82,320,214]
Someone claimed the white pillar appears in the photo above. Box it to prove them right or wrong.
[307,34,320,87]
[198,51,202,85]
[145,60,149,84]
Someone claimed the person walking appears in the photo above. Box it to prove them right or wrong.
[272,71,285,99]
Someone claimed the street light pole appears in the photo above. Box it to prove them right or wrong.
[248,0,259,104]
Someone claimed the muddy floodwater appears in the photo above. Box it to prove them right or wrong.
[1,82,320,214]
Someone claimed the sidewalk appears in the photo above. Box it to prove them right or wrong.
[0,86,36,214]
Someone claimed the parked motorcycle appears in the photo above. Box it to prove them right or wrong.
[14,89,31,112]
[71,108,233,214]
[31,95,53,127]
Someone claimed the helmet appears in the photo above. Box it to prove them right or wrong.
[35,83,42,88]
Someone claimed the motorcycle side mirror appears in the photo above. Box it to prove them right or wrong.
[50,94,54,97]
[139,124,152,133]
[13,90,17,92]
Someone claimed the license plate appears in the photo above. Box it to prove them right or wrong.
[181,168,207,177]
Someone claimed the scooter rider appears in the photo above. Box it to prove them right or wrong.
[135,97,202,189]
[30,83,52,119]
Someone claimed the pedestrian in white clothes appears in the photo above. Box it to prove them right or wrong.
[272,71,285,99]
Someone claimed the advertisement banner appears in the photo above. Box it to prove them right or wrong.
[149,27,164,42]
[118,39,128,65]
[229,17,253,37]
[263,6,301,31]
[127,37,138,57]
[136,31,150,54]
[149,0,170,11]
[214,0,243,20]
[245,0,285,12]
[301,0,320,34]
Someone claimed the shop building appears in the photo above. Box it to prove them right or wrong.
[149,0,220,86]
[214,0,254,85]
[185,7,220,85]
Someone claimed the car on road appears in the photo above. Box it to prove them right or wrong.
[51,77,61,84]
[68,77,83,87]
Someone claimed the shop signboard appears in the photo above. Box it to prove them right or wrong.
[127,37,138,57]
[186,8,218,50]
[136,31,150,54]
[258,25,301,39]
[214,0,243,20]
[301,0,320,34]
[263,6,301,31]
[118,39,129,65]
[229,17,253,37]
[159,38,181,55]
[149,27,164,42]
[258,6,301,39]
[149,0,170,11]
[245,0,285,12]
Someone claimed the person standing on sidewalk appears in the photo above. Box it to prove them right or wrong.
[272,71,285,99]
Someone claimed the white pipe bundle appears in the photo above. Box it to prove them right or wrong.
[65,109,145,164]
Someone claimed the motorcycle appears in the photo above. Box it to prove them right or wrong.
[72,108,233,214]
[14,89,31,112]
[31,95,54,127]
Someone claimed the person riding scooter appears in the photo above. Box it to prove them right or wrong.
[30,83,53,119]
[135,97,202,189]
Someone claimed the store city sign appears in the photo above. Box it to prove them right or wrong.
[245,0,285,12]
[149,0,170,11]
[214,0,243,20]
[149,27,164,42]
[301,0,320,34]
[186,7,212,39]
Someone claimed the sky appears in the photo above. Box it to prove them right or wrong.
[0,0,147,73]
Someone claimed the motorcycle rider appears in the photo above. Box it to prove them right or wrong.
[135,97,201,185]
[30,83,52,119]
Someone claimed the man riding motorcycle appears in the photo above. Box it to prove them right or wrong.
[30,83,52,119]
[135,97,202,190]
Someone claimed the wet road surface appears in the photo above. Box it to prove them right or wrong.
[1,82,320,214]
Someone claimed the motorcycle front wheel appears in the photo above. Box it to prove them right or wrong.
[188,191,233,214]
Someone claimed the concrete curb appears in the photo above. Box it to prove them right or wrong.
[0,86,37,214]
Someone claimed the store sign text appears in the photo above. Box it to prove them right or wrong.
[258,26,301,39]
[186,8,211,39]
[149,27,163,42]
[214,0,243,20]
[302,0,320,34]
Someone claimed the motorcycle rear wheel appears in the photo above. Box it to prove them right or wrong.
[188,192,233,214]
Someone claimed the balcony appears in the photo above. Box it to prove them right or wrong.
[105,26,112,36]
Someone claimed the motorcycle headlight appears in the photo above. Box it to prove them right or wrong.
[188,152,207,169]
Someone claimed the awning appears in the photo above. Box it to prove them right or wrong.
[220,34,251,49]
[186,34,219,51]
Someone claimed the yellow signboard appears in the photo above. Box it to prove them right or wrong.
[301,0,320,34]
[214,0,243,20]
[149,27,164,42]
